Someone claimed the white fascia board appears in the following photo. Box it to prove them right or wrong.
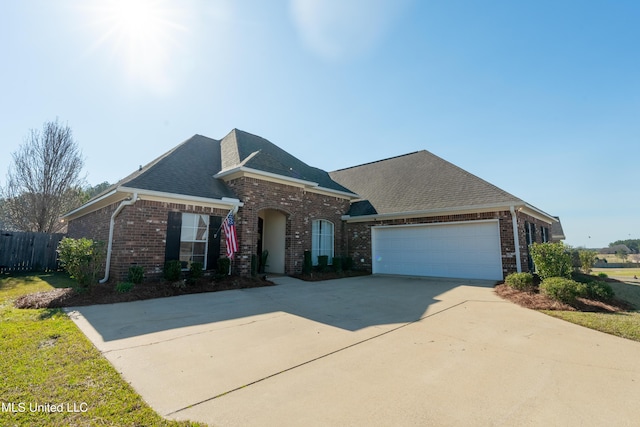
[519,204,557,224]
[118,186,243,209]
[215,166,359,199]
[215,166,317,187]
[308,186,360,199]
[62,189,123,220]
[342,201,524,223]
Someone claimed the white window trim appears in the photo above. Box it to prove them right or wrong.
[312,219,334,265]
[180,213,210,270]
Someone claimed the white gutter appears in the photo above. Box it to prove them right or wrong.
[118,186,244,208]
[62,189,118,219]
[342,201,524,222]
[510,206,522,273]
[100,193,138,284]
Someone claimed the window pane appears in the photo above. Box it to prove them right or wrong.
[196,215,209,240]
[311,220,334,265]
[179,213,209,269]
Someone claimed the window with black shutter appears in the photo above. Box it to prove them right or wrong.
[165,211,222,270]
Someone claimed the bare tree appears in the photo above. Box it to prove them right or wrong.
[1,119,85,233]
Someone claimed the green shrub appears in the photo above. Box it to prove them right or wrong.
[259,250,269,274]
[597,272,608,279]
[332,257,343,273]
[57,237,106,289]
[163,260,182,281]
[585,281,614,301]
[217,257,231,275]
[529,242,572,279]
[505,272,535,291]
[540,277,587,304]
[578,250,597,273]
[342,256,353,271]
[251,254,258,277]
[115,282,134,293]
[127,265,145,284]
[303,251,312,274]
[189,262,203,279]
[317,255,329,272]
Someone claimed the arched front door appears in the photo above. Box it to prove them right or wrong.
[257,209,286,274]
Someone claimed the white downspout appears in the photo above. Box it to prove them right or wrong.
[100,193,138,284]
[510,206,522,273]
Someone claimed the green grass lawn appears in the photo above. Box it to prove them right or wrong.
[0,272,205,427]
[592,267,640,279]
[542,276,640,342]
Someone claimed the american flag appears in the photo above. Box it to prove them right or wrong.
[223,211,238,258]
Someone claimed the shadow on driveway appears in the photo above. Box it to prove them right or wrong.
[67,275,495,342]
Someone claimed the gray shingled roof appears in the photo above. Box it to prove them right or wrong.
[220,129,354,194]
[551,216,566,241]
[110,134,237,200]
[330,150,523,216]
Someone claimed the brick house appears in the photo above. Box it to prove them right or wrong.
[64,129,561,282]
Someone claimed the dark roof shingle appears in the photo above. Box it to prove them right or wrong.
[114,134,236,200]
[221,129,354,194]
[330,150,523,216]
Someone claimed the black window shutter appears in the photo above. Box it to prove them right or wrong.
[165,212,182,262]
[531,224,537,243]
[207,216,222,270]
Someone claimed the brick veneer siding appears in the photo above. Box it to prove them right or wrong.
[67,199,229,282]
[516,212,554,272]
[225,177,351,276]
[344,211,554,279]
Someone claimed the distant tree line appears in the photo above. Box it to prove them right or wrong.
[609,239,639,254]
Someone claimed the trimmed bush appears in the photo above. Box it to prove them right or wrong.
[303,251,312,274]
[540,277,587,304]
[332,257,343,273]
[163,260,182,281]
[217,257,231,275]
[505,272,535,291]
[585,281,614,301]
[342,256,353,271]
[597,272,608,279]
[251,254,258,277]
[578,250,597,273]
[529,242,572,279]
[127,265,145,284]
[189,262,203,279]
[115,282,134,293]
[317,255,329,272]
[57,237,106,289]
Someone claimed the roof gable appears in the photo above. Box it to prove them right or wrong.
[113,134,236,200]
[330,150,523,215]
[219,129,353,193]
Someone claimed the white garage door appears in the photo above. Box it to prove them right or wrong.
[372,220,503,280]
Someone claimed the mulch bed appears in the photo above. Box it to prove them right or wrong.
[292,270,370,282]
[14,275,274,309]
[494,283,634,313]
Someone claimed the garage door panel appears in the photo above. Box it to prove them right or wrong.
[372,221,503,280]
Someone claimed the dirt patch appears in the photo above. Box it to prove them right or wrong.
[14,275,273,309]
[495,284,634,312]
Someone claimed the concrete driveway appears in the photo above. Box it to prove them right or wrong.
[67,275,640,426]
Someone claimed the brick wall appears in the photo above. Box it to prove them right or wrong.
[516,212,553,272]
[226,177,351,276]
[67,199,229,282]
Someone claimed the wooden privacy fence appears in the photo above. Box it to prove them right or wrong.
[0,231,66,273]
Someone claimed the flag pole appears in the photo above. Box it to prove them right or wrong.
[214,208,235,239]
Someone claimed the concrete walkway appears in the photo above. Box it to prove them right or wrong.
[67,275,640,426]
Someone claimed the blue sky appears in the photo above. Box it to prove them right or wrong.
[1,0,638,248]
